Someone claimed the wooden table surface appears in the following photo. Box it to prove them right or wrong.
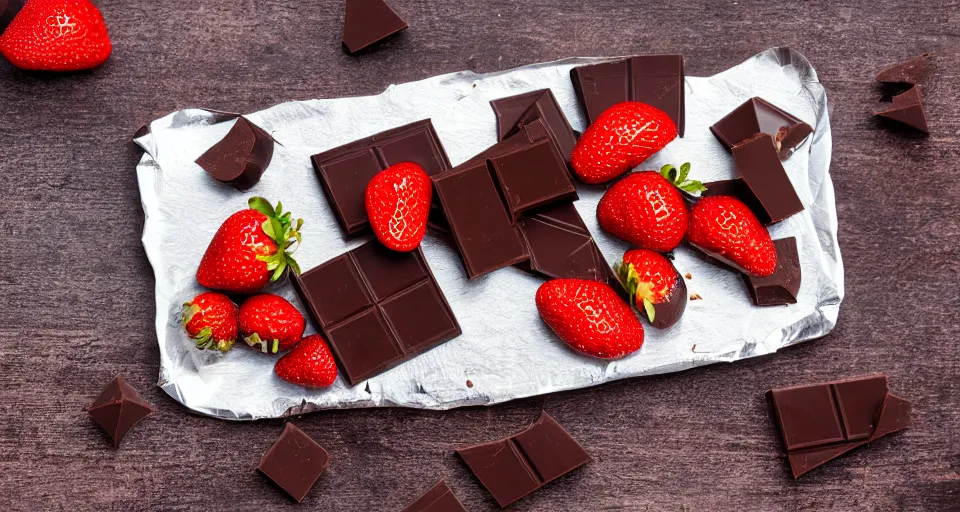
[1,1,958,510]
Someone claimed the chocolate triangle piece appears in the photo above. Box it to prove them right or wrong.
[402,480,467,512]
[195,117,275,190]
[874,86,929,134]
[491,90,550,141]
[710,97,813,159]
[742,237,801,306]
[876,53,933,85]
[341,0,408,54]
[87,376,154,448]
[788,441,867,479]
[869,393,912,441]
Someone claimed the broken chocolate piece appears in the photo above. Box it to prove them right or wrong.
[874,85,929,134]
[341,0,408,54]
[517,202,614,285]
[571,55,685,136]
[732,133,805,224]
[258,423,330,503]
[768,375,911,478]
[311,119,452,235]
[402,480,467,512]
[491,89,579,173]
[87,375,154,448]
[710,97,813,159]
[195,117,274,190]
[742,237,801,306]
[876,53,933,85]
[0,0,24,34]
[457,411,591,508]
[291,241,461,385]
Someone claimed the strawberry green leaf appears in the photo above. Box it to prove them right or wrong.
[615,262,642,307]
[248,197,275,217]
[270,261,287,282]
[265,259,281,271]
[261,219,276,239]
[679,162,691,182]
[642,298,656,323]
[275,201,283,216]
[659,164,677,182]
[287,257,301,275]
[271,339,279,354]
[182,303,200,325]
[679,179,707,193]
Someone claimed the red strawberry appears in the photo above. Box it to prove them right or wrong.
[0,0,111,71]
[238,294,305,354]
[688,195,777,277]
[274,334,339,388]
[365,162,432,252]
[182,292,239,352]
[196,197,302,294]
[571,102,678,184]
[535,279,644,359]
[597,164,704,252]
[614,249,685,327]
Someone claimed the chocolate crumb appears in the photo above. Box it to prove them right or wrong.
[466,380,473,388]
[690,293,703,301]
[684,272,692,280]
[691,344,697,351]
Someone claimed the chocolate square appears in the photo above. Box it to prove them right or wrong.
[314,150,384,234]
[492,89,579,173]
[402,480,467,512]
[489,138,577,219]
[769,385,845,451]
[832,376,889,441]
[377,128,450,177]
[258,423,330,503]
[516,202,614,285]
[292,242,461,385]
[732,133,805,224]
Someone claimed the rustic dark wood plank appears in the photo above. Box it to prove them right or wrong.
[0,0,958,510]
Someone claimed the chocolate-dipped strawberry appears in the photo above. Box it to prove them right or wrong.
[614,249,687,329]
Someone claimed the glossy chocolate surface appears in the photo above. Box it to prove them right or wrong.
[491,89,578,173]
[710,97,813,159]
[874,85,929,134]
[258,423,329,503]
[195,117,274,190]
[743,237,801,306]
[875,53,933,85]
[731,133,805,224]
[341,0,408,54]
[87,375,154,448]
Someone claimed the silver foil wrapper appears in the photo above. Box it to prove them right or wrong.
[135,47,842,421]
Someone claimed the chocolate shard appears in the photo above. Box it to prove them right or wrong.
[571,55,685,136]
[291,241,461,386]
[0,0,25,34]
[258,423,330,503]
[402,480,467,512]
[341,0,408,54]
[457,411,591,508]
[87,375,154,448]
[874,85,929,134]
[517,202,614,285]
[732,133,805,224]
[768,375,911,478]
[195,117,275,190]
[710,97,813,159]
[311,119,452,236]
[491,89,579,174]
[742,237,801,306]
[875,53,933,85]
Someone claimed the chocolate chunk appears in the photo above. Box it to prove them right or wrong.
[571,55,685,136]
[491,89,579,173]
[651,269,687,329]
[87,376,154,448]
[258,423,330,503]
[768,375,911,478]
[732,133,805,224]
[742,237,801,306]
[701,178,770,224]
[710,97,813,159]
[0,0,24,33]
[517,202,613,284]
[341,0,408,54]
[195,117,275,190]
[433,121,576,278]
[457,411,591,508]
[875,53,933,85]
[874,85,929,134]
[291,241,461,385]
[402,480,467,512]
[311,119,452,236]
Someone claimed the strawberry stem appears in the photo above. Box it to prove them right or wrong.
[659,162,707,194]
[249,197,303,281]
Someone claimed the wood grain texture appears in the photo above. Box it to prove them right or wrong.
[1,0,959,510]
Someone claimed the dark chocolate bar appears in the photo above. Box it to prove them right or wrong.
[258,423,330,503]
[195,117,275,190]
[768,375,910,478]
[710,97,813,159]
[491,89,578,173]
[87,375,154,448]
[731,133,805,224]
[875,53,933,85]
[874,85,929,134]
[433,120,577,278]
[341,0,408,54]
[517,202,614,284]
[402,480,467,512]
[311,119,452,235]
[291,241,461,385]
[743,237,801,306]
[0,0,24,33]
[457,411,591,508]
[571,55,685,136]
